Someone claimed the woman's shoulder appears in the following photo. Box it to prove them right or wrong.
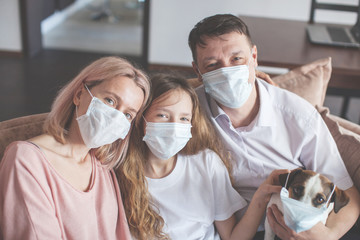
[4,140,42,155]
[1,140,46,170]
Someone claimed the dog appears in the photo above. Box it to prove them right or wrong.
[264,168,349,240]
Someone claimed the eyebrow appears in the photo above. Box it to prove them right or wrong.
[231,50,245,56]
[203,56,217,62]
[104,90,139,114]
[202,50,246,62]
[154,107,192,116]
[127,107,139,115]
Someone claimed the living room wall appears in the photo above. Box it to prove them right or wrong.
[148,0,358,67]
[0,0,22,52]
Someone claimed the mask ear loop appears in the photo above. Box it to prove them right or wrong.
[84,84,94,98]
[284,171,291,188]
[142,115,148,124]
[325,184,337,206]
[75,105,79,118]
[195,65,204,78]
[75,84,92,118]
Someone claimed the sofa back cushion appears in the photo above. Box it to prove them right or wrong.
[272,57,332,107]
[317,106,360,193]
[0,113,48,159]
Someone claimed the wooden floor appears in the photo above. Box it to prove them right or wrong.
[0,49,144,122]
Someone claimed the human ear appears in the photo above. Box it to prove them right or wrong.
[192,61,203,83]
[251,45,258,68]
[73,84,84,106]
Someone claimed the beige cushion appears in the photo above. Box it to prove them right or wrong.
[272,57,332,107]
[317,106,360,192]
[0,113,48,159]
[328,114,360,136]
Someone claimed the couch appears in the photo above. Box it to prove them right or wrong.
[1,58,360,187]
[0,57,359,232]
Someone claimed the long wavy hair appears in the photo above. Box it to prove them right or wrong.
[44,56,151,169]
[117,73,233,239]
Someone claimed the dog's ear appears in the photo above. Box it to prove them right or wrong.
[331,185,350,213]
[279,168,303,188]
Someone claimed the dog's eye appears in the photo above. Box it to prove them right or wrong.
[313,193,327,207]
[315,195,325,205]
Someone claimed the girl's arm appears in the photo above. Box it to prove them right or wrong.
[215,169,289,240]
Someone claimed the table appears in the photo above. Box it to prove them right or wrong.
[242,16,360,118]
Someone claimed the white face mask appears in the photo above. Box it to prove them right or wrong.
[200,63,253,108]
[280,172,336,233]
[142,120,192,160]
[76,85,131,149]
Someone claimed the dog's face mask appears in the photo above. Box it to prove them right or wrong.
[279,169,349,233]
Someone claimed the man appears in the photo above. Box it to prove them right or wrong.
[188,14,360,239]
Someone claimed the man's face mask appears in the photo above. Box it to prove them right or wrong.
[198,56,253,109]
[280,172,336,233]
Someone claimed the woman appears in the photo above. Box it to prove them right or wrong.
[118,73,287,240]
[0,56,150,239]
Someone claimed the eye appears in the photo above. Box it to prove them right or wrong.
[104,97,115,106]
[124,112,133,121]
[232,56,245,64]
[180,117,191,122]
[206,62,217,70]
[156,113,168,118]
[314,194,325,205]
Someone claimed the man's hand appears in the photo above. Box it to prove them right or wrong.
[255,70,278,86]
[267,204,336,240]
[255,169,289,203]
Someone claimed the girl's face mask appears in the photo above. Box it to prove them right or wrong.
[142,119,192,160]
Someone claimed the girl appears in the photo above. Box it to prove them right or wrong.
[118,73,286,240]
[0,57,150,239]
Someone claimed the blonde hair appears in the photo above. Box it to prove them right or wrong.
[117,73,232,239]
[44,56,151,169]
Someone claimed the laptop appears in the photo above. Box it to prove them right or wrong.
[307,17,360,48]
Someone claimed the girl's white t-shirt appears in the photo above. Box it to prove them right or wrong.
[146,148,247,240]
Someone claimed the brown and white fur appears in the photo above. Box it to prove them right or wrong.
[264,168,349,240]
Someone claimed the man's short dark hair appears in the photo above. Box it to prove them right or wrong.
[188,14,253,63]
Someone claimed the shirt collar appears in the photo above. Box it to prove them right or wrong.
[255,79,275,127]
[207,78,275,128]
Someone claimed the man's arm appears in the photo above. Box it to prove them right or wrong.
[267,186,360,240]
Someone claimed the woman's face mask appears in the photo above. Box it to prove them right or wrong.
[76,85,131,149]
